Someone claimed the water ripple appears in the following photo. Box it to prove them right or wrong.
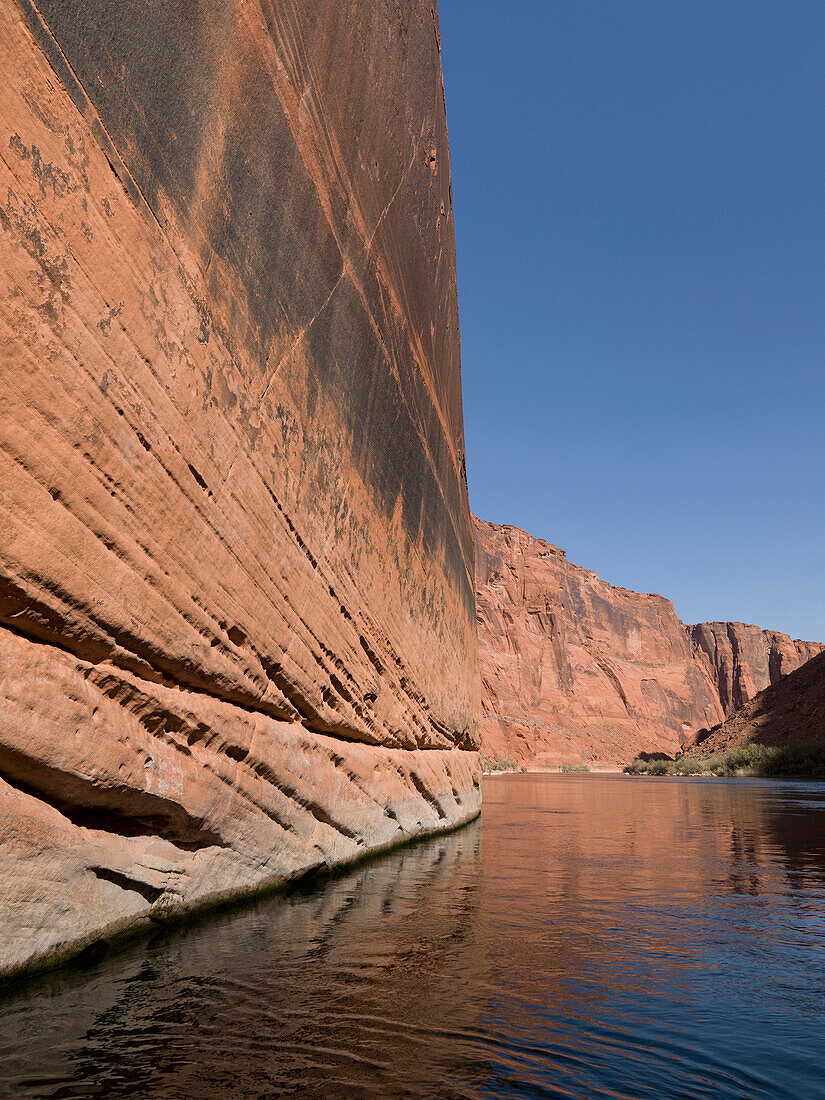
[1,776,825,1097]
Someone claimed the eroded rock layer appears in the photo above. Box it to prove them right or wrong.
[0,0,480,979]
[474,518,821,767]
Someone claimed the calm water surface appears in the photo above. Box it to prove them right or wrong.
[2,775,825,1098]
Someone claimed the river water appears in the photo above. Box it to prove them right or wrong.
[2,774,825,1098]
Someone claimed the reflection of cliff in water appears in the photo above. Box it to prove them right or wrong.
[479,777,825,1009]
[0,824,488,1098]
[759,787,825,883]
[473,776,825,1099]
[683,781,825,894]
[3,778,825,1099]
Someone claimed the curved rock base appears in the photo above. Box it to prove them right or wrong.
[0,626,480,981]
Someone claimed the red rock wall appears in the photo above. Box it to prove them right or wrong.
[474,519,822,767]
[0,0,480,979]
[690,622,823,715]
[690,649,825,758]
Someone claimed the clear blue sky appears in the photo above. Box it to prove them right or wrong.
[439,1,825,641]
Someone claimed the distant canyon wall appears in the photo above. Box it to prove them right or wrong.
[689,622,821,717]
[0,0,480,980]
[689,649,825,759]
[474,519,822,767]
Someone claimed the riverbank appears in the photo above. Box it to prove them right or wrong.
[481,756,623,776]
[626,742,825,779]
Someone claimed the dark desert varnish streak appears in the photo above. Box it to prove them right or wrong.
[2,774,825,1098]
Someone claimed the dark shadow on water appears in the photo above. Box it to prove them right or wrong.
[0,822,492,1099]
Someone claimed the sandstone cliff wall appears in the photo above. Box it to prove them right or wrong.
[689,622,822,716]
[689,649,825,758]
[0,0,480,980]
[474,519,821,767]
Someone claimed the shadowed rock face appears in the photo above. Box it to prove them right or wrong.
[689,622,822,716]
[690,649,825,757]
[474,519,821,767]
[0,0,480,979]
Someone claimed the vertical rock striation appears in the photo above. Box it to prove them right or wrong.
[689,622,823,716]
[0,0,480,980]
[474,518,821,767]
[686,649,825,758]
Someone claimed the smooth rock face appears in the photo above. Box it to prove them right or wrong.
[0,0,480,979]
[474,519,822,767]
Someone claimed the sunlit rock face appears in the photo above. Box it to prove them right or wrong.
[474,518,821,767]
[0,0,480,979]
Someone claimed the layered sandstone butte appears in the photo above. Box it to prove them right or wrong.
[0,0,480,980]
[474,518,821,768]
[689,649,825,759]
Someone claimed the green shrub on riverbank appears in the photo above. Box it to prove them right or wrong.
[625,743,825,778]
[561,764,590,773]
[480,754,527,774]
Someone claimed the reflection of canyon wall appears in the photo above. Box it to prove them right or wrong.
[693,649,825,757]
[474,519,822,766]
[0,0,480,980]
[479,774,825,1014]
[0,823,486,1097]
